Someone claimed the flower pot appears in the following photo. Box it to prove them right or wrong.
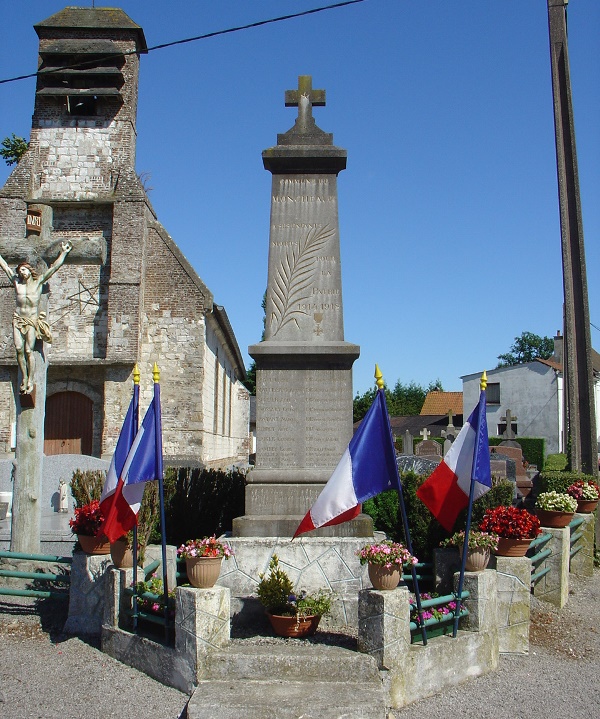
[110,539,134,568]
[494,537,531,557]
[186,556,222,588]
[576,499,598,514]
[459,545,490,572]
[368,563,402,590]
[77,534,111,555]
[535,509,574,528]
[267,613,321,638]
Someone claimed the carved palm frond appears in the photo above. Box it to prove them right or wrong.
[269,225,335,336]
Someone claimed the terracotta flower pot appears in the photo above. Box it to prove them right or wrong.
[110,539,134,568]
[535,509,574,528]
[77,533,111,555]
[495,537,531,557]
[186,556,222,588]
[576,499,598,514]
[267,613,321,638]
[459,545,490,572]
[368,563,402,590]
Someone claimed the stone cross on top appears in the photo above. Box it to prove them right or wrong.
[420,428,431,441]
[284,75,325,133]
[501,409,518,440]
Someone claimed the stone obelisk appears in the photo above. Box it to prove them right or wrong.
[233,76,370,537]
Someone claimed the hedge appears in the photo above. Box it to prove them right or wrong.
[536,470,598,494]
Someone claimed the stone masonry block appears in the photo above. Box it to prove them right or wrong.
[569,512,595,578]
[490,555,531,654]
[454,568,498,633]
[358,586,411,669]
[532,526,569,608]
[64,551,113,635]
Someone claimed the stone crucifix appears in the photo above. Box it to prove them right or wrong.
[284,75,326,135]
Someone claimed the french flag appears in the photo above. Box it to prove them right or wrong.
[416,390,491,532]
[100,388,162,543]
[294,389,400,539]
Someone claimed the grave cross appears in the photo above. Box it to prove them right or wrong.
[420,428,431,441]
[500,409,517,440]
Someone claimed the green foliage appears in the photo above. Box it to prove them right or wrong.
[156,467,246,546]
[0,134,28,166]
[363,472,514,562]
[137,482,160,563]
[257,555,294,614]
[496,331,554,367]
[244,361,256,395]
[489,437,545,470]
[353,379,443,423]
[70,469,106,508]
[537,471,598,495]
[544,453,568,471]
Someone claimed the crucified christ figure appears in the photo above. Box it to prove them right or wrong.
[0,241,72,393]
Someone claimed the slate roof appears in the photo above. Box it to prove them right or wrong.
[420,391,463,416]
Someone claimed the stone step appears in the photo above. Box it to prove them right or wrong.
[206,643,380,683]
[186,679,386,719]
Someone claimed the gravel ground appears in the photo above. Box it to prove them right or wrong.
[1,570,599,719]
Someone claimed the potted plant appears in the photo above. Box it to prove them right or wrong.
[110,529,136,568]
[356,540,417,590]
[535,491,577,528]
[567,480,600,514]
[177,535,234,588]
[256,555,332,637]
[69,499,110,555]
[440,530,499,571]
[478,506,541,557]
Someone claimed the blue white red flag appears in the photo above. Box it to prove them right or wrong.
[293,389,400,539]
[100,388,163,542]
[416,390,491,532]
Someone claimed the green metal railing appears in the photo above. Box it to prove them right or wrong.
[402,562,434,584]
[0,550,71,600]
[528,533,552,586]
[409,590,470,642]
[569,516,585,560]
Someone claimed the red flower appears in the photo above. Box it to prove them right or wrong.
[478,506,541,539]
[69,500,104,537]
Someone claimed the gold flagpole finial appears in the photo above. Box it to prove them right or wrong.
[375,364,384,390]
[133,363,140,385]
[480,370,488,391]
[153,362,160,383]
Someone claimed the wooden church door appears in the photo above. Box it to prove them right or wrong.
[44,391,93,455]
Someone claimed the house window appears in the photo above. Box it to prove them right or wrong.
[487,382,500,404]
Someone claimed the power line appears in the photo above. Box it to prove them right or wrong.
[0,0,367,86]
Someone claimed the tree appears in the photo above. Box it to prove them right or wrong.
[353,379,443,423]
[0,134,29,166]
[496,332,554,367]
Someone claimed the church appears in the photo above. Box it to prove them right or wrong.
[0,7,250,470]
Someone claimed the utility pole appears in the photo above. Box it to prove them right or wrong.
[546,0,598,475]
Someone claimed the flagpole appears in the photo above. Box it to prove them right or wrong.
[375,366,428,646]
[153,363,169,642]
[452,371,487,637]
[131,364,141,631]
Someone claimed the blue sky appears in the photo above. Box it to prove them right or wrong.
[1,1,598,397]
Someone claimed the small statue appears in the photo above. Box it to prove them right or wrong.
[59,479,69,513]
[0,241,72,393]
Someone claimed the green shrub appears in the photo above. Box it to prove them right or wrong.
[544,453,568,471]
[70,469,106,508]
[488,437,545,470]
[157,467,246,546]
[537,471,598,495]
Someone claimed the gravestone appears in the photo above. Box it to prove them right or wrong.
[414,439,442,461]
[494,408,532,497]
[403,430,414,456]
[233,76,364,537]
